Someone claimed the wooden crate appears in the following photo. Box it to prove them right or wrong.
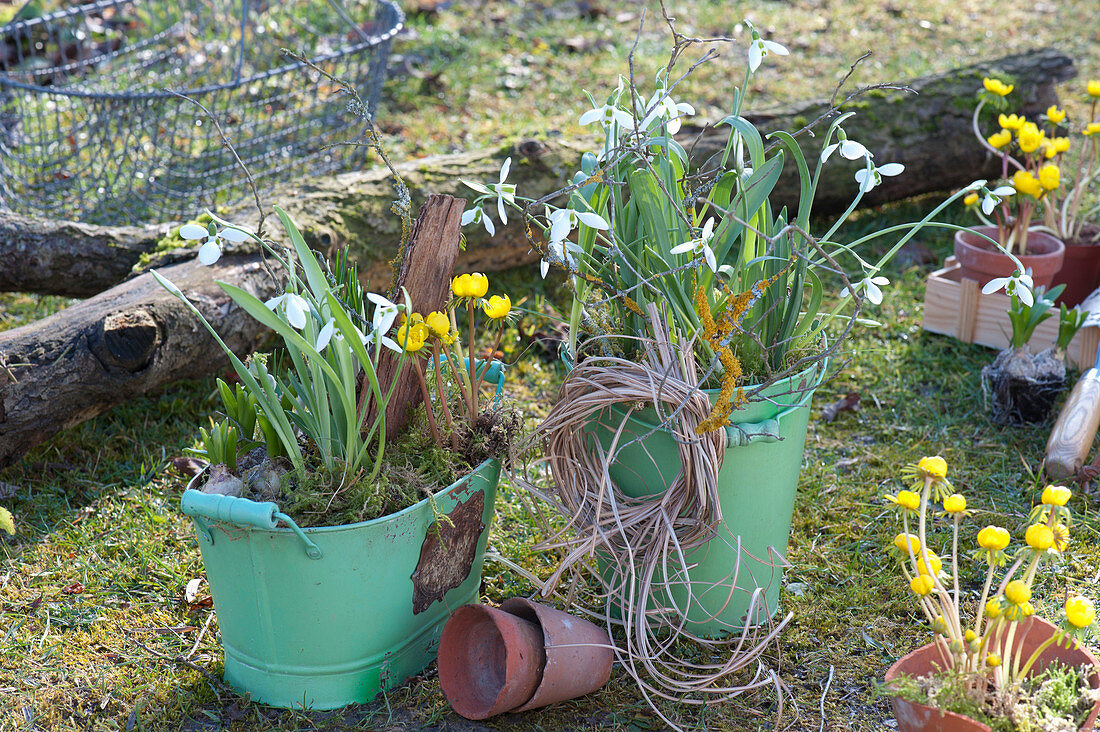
[921,257,1100,370]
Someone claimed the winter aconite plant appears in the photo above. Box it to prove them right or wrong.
[153,210,517,525]
[885,457,1099,727]
[966,76,1100,253]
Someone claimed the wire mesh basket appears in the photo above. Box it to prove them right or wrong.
[0,0,402,225]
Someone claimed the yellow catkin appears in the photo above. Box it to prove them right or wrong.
[694,261,793,434]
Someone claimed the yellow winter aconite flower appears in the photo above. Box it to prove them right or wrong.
[984,78,1014,96]
[999,113,1025,130]
[482,294,512,320]
[977,525,1010,551]
[1042,485,1072,506]
[1088,80,1100,98]
[1051,523,1070,553]
[894,533,921,554]
[964,192,980,207]
[1046,105,1066,124]
[425,310,450,339]
[1017,122,1045,153]
[987,129,1012,149]
[1066,596,1096,629]
[916,550,942,576]
[1050,137,1071,155]
[1005,580,1031,606]
[911,575,935,596]
[1038,164,1060,191]
[451,272,489,299]
[0,506,12,535]
[1084,123,1100,137]
[1013,169,1043,198]
[886,490,921,511]
[986,599,1002,619]
[986,653,1002,668]
[1025,523,1054,550]
[396,322,428,352]
[917,456,948,480]
[943,494,967,513]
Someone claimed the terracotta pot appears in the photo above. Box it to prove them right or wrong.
[953,226,1065,290]
[499,597,614,711]
[1052,224,1100,307]
[884,617,1100,731]
[437,604,546,720]
[438,599,613,719]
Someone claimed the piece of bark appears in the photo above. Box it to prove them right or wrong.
[0,254,278,468]
[0,50,1075,298]
[365,194,465,439]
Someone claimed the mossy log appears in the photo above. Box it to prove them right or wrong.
[0,255,278,468]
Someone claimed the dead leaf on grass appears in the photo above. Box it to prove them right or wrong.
[170,456,207,477]
[820,392,861,422]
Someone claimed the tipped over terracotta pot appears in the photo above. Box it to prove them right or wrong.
[438,599,614,720]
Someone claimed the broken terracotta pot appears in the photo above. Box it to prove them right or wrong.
[438,599,614,719]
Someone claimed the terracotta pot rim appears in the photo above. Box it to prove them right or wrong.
[884,617,1100,731]
[954,225,1065,258]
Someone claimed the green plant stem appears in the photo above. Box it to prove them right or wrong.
[412,359,441,448]
[917,476,962,645]
[431,346,458,450]
[952,515,961,611]
[974,562,998,639]
[467,300,477,421]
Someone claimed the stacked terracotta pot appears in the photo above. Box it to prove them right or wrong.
[438,598,614,719]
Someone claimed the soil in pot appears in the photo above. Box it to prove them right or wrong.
[1053,223,1100,307]
[980,347,1066,425]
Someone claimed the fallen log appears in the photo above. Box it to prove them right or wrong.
[0,50,1075,298]
[0,255,279,468]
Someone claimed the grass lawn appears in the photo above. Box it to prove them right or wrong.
[3,0,1100,730]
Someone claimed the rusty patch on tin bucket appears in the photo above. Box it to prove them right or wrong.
[411,491,486,614]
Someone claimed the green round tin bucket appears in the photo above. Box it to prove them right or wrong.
[584,363,821,637]
[181,457,500,709]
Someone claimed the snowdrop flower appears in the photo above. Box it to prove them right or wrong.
[548,207,609,246]
[179,221,250,266]
[840,276,890,305]
[745,22,789,73]
[365,292,401,352]
[457,205,497,236]
[979,184,1016,215]
[579,100,634,130]
[264,293,310,330]
[854,162,905,193]
[820,137,872,164]
[460,205,496,237]
[541,239,584,278]
[315,318,336,352]
[639,81,695,135]
[982,271,1034,307]
[670,218,718,273]
[462,157,517,225]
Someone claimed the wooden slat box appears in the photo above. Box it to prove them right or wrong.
[921,257,1100,370]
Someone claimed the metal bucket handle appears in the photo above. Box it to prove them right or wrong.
[462,358,507,404]
[724,362,826,449]
[181,490,323,560]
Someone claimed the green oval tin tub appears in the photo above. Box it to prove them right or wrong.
[180,365,505,710]
[585,363,822,637]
